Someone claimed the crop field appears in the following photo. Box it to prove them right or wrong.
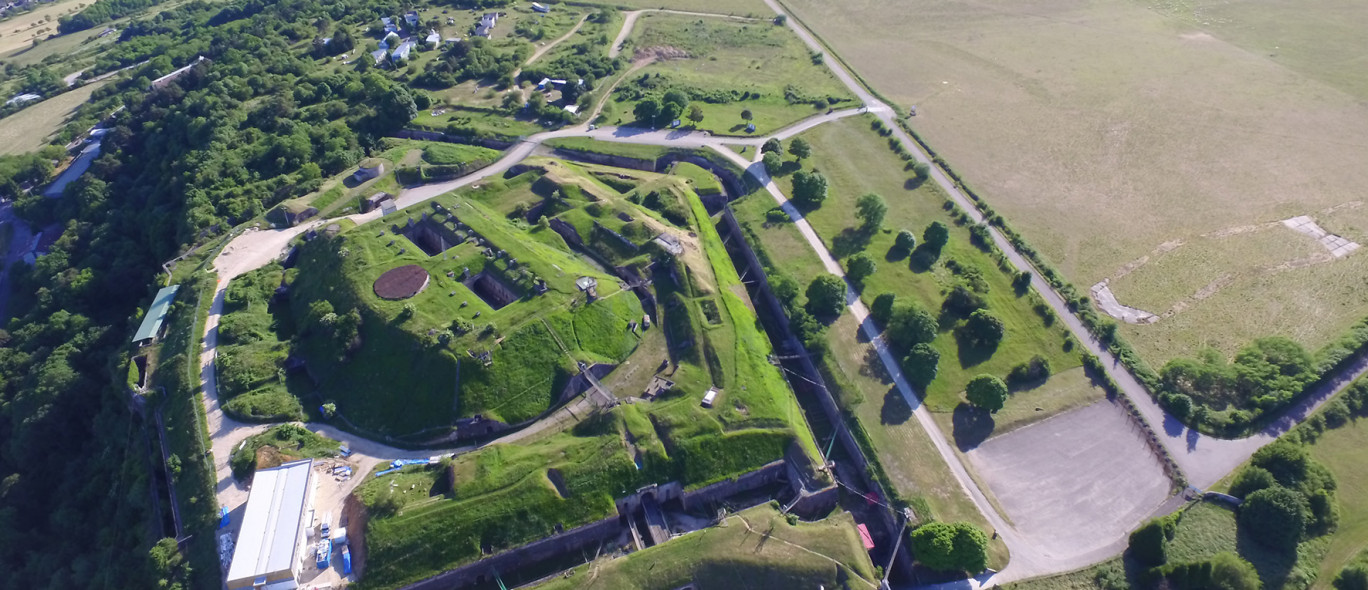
[0,79,108,155]
[597,12,854,135]
[353,160,821,590]
[780,0,1368,366]
[529,504,876,590]
[772,116,1084,414]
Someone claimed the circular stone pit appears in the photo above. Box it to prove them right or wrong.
[374,264,430,300]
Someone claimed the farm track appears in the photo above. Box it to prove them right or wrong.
[189,3,1368,587]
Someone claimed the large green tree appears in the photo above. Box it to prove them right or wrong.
[805,274,847,317]
[1239,486,1308,551]
[855,192,887,232]
[792,169,829,208]
[910,522,989,573]
[965,374,1009,413]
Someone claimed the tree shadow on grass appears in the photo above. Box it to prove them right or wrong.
[904,176,927,190]
[952,403,995,451]
[831,226,873,259]
[955,330,998,369]
[885,244,910,263]
[861,345,892,384]
[908,245,940,273]
[881,387,913,425]
[1234,514,1298,589]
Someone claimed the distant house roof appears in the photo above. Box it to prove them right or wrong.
[225,459,313,589]
[653,233,683,255]
[575,276,598,291]
[371,49,388,64]
[392,40,416,61]
[425,30,440,44]
[132,285,180,342]
[857,523,876,550]
[531,2,549,13]
[563,104,580,114]
[148,55,209,91]
[404,11,419,26]
[5,93,40,106]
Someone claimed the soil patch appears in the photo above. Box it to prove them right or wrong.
[374,264,430,300]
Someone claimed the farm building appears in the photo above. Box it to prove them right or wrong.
[225,459,315,590]
[354,159,385,182]
[425,29,440,46]
[475,12,498,38]
[392,40,416,62]
[132,285,180,346]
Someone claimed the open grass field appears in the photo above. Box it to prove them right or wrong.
[0,78,108,155]
[772,115,1084,414]
[410,105,543,137]
[780,0,1368,367]
[0,0,85,55]
[1306,400,1368,587]
[597,12,854,135]
[529,504,877,590]
[607,0,773,15]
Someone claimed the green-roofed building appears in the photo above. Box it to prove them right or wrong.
[132,285,180,345]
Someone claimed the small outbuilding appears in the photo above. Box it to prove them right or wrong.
[354,158,385,182]
[701,387,719,408]
[132,285,180,346]
[532,2,549,13]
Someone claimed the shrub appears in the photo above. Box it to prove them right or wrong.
[805,274,846,318]
[1228,466,1276,499]
[960,309,1005,349]
[942,284,986,317]
[764,207,789,224]
[894,229,917,251]
[1239,486,1308,551]
[792,170,829,208]
[846,253,876,284]
[1325,399,1351,428]
[887,302,937,351]
[1209,552,1262,590]
[1164,393,1194,420]
[912,161,931,180]
[762,151,783,175]
[910,522,989,573]
[1128,518,1168,567]
[762,138,782,155]
[924,221,950,251]
[871,293,896,325]
[903,343,939,388]
[1335,565,1368,590]
[965,375,1008,413]
[1007,355,1051,385]
[1013,271,1033,293]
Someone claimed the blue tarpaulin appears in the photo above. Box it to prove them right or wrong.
[218,507,230,529]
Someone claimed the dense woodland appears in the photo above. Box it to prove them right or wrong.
[0,0,460,586]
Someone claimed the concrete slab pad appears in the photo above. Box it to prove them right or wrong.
[965,401,1171,563]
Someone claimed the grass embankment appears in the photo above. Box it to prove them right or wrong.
[528,504,878,590]
[355,161,820,590]
[545,136,671,161]
[599,12,854,135]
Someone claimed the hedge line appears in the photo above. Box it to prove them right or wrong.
[395,161,495,185]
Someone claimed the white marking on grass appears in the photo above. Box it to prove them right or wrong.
[1090,279,1158,324]
[1282,215,1361,258]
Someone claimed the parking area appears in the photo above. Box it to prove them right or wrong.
[965,400,1172,564]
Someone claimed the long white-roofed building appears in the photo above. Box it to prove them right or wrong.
[225,459,315,590]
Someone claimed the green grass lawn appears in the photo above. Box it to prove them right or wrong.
[528,504,876,590]
[1308,405,1368,587]
[771,115,1082,413]
[411,105,543,138]
[601,12,853,136]
[214,264,306,422]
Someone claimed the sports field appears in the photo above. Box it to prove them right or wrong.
[779,0,1368,365]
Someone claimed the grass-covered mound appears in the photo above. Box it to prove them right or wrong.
[281,171,650,436]
[354,157,821,590]
[527,504,878,590]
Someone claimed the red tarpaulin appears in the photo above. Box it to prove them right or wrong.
[857,523,876,550]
